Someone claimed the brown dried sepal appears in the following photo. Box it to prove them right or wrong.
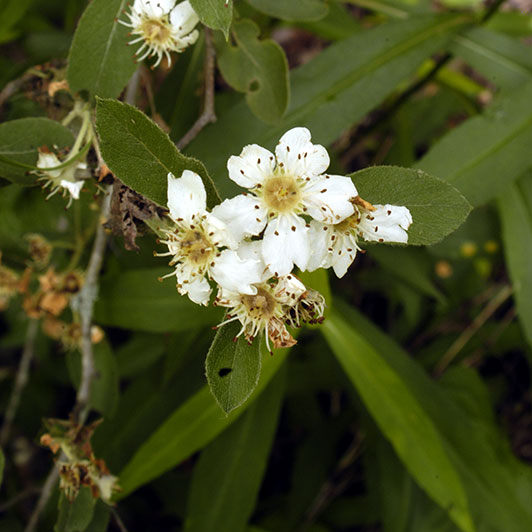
[26,234,52,268]
[352,195,376,212]
[106,180,164,251]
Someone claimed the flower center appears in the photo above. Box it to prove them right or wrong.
[180,229,213,266]
[140,18,171,45]
[334,212,361,233]
[240,286,278,321]
[262,175,301,214]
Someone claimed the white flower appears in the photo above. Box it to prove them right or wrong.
[120,0,200,67]
[215,274,306,351]
[308,198,413,278]
[36,149,85,208]
[212,127,358,276]
[156,170,262,306]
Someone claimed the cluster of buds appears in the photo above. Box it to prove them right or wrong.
[23,268,83,319]
[40,418,119,503]
[156,127,412,351]
[0,253,21,311]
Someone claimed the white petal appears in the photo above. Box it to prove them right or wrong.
[303,174,356,224]
[275,127,330,177]
[330,234,357,278]
[210,249,262,295]
[358,204,412,243]
[211,194,267,243]
[203,213,237,249]
[305,220,332,272]
[60,180,84,200]
[167,170,206,223]
[262,215,309,276]
[236,241,272,281]
[178,274,211,306]
[37,152,62,178]
[173,29,199,51]
[227,144,275,189]
[170,0,200,33]
[275,274,306,306]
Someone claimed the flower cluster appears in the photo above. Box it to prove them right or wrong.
[157,127,412,350]
[120,0,200,68]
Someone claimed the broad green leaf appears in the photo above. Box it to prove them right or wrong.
[0,0,33,44]
[324,301,532,532]
[55,488,95,532]
[245,0,328,21]
[486,12,532,38]
[0,118,74,184]
[352,166,471,246]
[498,172,532,349]
[368,247,444,301]
[216,19,289,124]
[94,268,222,333]
[206,320,262,414]
[451,27,532,90]
[67,341,119,417]
[67,0,136,98]
[118,348,288,497]
[185,366,285,532]
[322,306,474,532]
[189,0,233,39]
[188,14,470,197]
[85,501,111,532]
[416,81,532,207]
[95,98,220,207]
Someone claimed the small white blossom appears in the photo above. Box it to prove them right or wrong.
[156,170,262,306]
[120,0,200,67]
[215,274,306,352]
[308,198,413,278]
[36,150,85,208]
[212,127,358,276]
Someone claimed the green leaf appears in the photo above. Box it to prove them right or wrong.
[67,0,136,98]
[206,320,262,414]
[352,166,471,246]
[368,247,444,301]
[416,80,532,207]
[185,366,285,532]
[322,306,474,532]
[245,0,328,21]
[95,98,220,207]
[189,0,233,39]
[67,341,119,417]
[188,14,470,197]
[215,19,289,124]
[323,301,532,532]
[0,118,74,184]
[117,348,288,497]
[0,0,33,44]
[94,268,222,333]
[85,501,111,532]
[55,488,96,532]
[498,171,532,350]
[451,27,532,90]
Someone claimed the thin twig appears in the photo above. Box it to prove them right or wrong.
[111,508,130,532]
[124,67,141,106]
[72,184,113,425]
[0,319,39,447]
[25,186,113,531]
[176,28,217,151]
[0,486,41,512]
[434,284,513,377]
[24,467,59,532]
[301,432,364,529]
